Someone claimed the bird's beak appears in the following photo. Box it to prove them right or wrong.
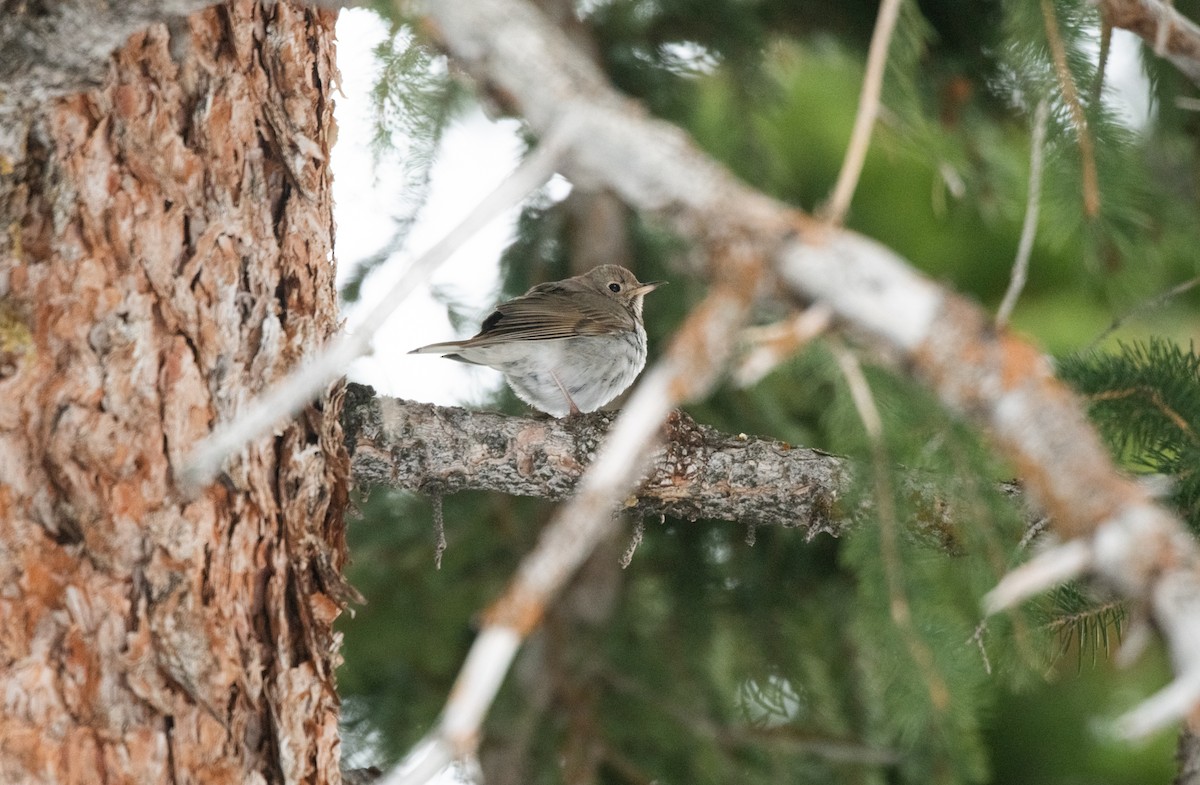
[631,280,666,297]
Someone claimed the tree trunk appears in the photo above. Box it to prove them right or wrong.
[0,2,348,783]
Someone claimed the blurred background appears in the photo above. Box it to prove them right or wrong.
[330,1,1200,782]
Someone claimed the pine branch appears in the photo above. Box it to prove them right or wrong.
[1059,339,1200,531]
[342,383,1016,536]
[1041,0,1101,218]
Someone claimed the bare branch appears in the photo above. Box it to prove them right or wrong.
[342,386,1048,562]
[345,384,989,534]
[1087,274,1200,349]
[821,0,904,224]
[984,540,1093,614]
[182,124,570,487]
[997,98,1050,328]
[733,305,833,388]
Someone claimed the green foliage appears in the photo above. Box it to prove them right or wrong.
[1060,339,1200,532]
[1044,584,1125,668]
[340,488,546,760]
[338,0,1200,782]
[985,642,1177,785]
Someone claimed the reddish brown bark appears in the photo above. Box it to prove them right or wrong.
[0,2,348,783]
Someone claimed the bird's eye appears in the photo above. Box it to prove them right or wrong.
[608,282,622,293]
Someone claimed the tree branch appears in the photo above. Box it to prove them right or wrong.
[1100,0,1200,87]
[342,384,1026,550]
[996,98,1050,328]
[344,384,851,532]
[821,0,903,224]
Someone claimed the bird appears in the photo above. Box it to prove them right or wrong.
[409,264,665,417]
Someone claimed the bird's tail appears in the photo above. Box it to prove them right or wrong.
[408,340,465,355]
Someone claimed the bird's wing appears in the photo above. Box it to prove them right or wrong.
[462,290,631,345]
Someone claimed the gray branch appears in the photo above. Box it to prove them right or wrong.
[342,383,1014,538]
[1178,726,1200,785]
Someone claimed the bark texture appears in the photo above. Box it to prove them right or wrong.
[342,384,1013,545]
[344,385,850,533]
[1179,725,1200,785]
[0,1,215,116]
[0,2,347,784]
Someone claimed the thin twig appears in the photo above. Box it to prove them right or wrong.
[968,621,993,676]
[1041,0,1101,218]
[996,98,1050,328]
[1088,387,1198,440]
[830,343,951,712]
[619,518,646,569]
[1093,20,1113,105]
[1087,274,1200,350]
[821,0,904,224]
[181,122,573,488]
[432,494,447,570]
[832,344,884,438]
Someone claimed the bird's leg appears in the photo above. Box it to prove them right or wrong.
[550,370,582,416]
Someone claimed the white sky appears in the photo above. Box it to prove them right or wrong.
[331,9,527,409]
[1099,29,1154,128]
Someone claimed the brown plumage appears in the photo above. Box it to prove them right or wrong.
[410,265,665,416]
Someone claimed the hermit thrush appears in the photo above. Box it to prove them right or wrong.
[409,265,665,417]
